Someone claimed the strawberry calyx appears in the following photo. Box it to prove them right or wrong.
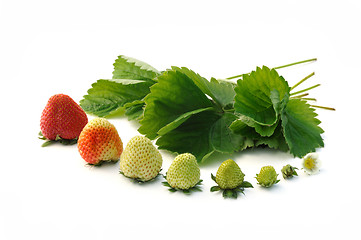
[210,173,253,199]
[162,174,203,194]
[87,159,119,167]
[119,169,162,183]
[38,131,78,147]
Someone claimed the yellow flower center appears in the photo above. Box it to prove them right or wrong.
[304,157,316,170]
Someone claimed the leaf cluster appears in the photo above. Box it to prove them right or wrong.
[80,55,325,162]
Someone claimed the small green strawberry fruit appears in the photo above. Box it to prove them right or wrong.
[256,166,280,187]
[119,136,162,182]
[281,164,298,179]
[163,153,202,194]
[210,159,253,199]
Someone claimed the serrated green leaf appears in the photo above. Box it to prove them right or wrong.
[139,68,214,139]
[235,114,279,137]
[80,79,152,117]
[112,55,160,81]
[156,111,244,162]
[281,98,324,157]
[171,67,236,108]
[157,107,214,136]
[156,111,219,162]
[254,123,289,152]
[234,66,290,126]
[124,100,145,121]
[210,113,244,153]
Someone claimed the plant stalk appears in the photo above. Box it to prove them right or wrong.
[226,58,317,80]
[311,105,336,111]
[290,84,321,96]
[291,72,315,91]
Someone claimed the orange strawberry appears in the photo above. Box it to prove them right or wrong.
[40,94,88,142]
[78,118,123,165]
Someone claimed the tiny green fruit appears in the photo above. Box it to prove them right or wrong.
[256,166,280,188]
[281,164,298,179]
[211,159,253,199]
[163,153,202,193]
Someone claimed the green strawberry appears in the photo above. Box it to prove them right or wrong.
[163,153,202,193]
[211,159,253,199]
[119,135,162,182]
[281,164,298,179]
[256,166,280,187]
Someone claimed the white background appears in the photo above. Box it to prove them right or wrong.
[1,0,360,239]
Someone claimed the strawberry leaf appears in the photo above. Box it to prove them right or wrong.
[234,66,290,126]
[156,111,219,162]
[156,111,245,162]
[210,113,244,154]
[80,79,152,117]
[171,67,236,108]
[112,55,160,81]
[281,99,324,157]
[138,68,214,140]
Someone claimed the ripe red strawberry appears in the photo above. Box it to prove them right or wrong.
[40,94,88,142]
[78,118,123,165]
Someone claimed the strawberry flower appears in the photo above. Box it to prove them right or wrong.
[302,153,321,175]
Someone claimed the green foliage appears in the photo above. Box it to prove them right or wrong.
[281,99,324,157]
[80,79,152,117]
[80,55,160,117]
[80,55,327,163]
[112,55,160,81]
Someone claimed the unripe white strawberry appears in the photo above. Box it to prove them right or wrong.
[119,135,162,182]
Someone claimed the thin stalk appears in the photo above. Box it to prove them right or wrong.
[301,97,317,101]
[291,93,309,98]
[290,84,321,96]
[226,58,317,80]
[311,105,336,111]
[291,72,315,91]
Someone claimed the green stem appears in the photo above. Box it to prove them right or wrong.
[291,93,309,98]
[311,105,336,111]
[226,58,317,80]
[290,84,321,96]
[290,72,315,91]
[301,97,317,101]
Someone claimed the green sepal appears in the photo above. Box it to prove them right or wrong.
[87,159,119,167]
[210,186,221,192]
[162,177,203,194]
[210,173,253,199]
[119,170,162,183]
[39,131,78,147]
[239,181,254,188]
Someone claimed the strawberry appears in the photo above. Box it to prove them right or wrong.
[40,94,88,144]
[255,166,280,187]
[119,135,162,182]
[77,118,123,165]
[281,164,298,179]
[163,153,202,193]
[211,159,253,198]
